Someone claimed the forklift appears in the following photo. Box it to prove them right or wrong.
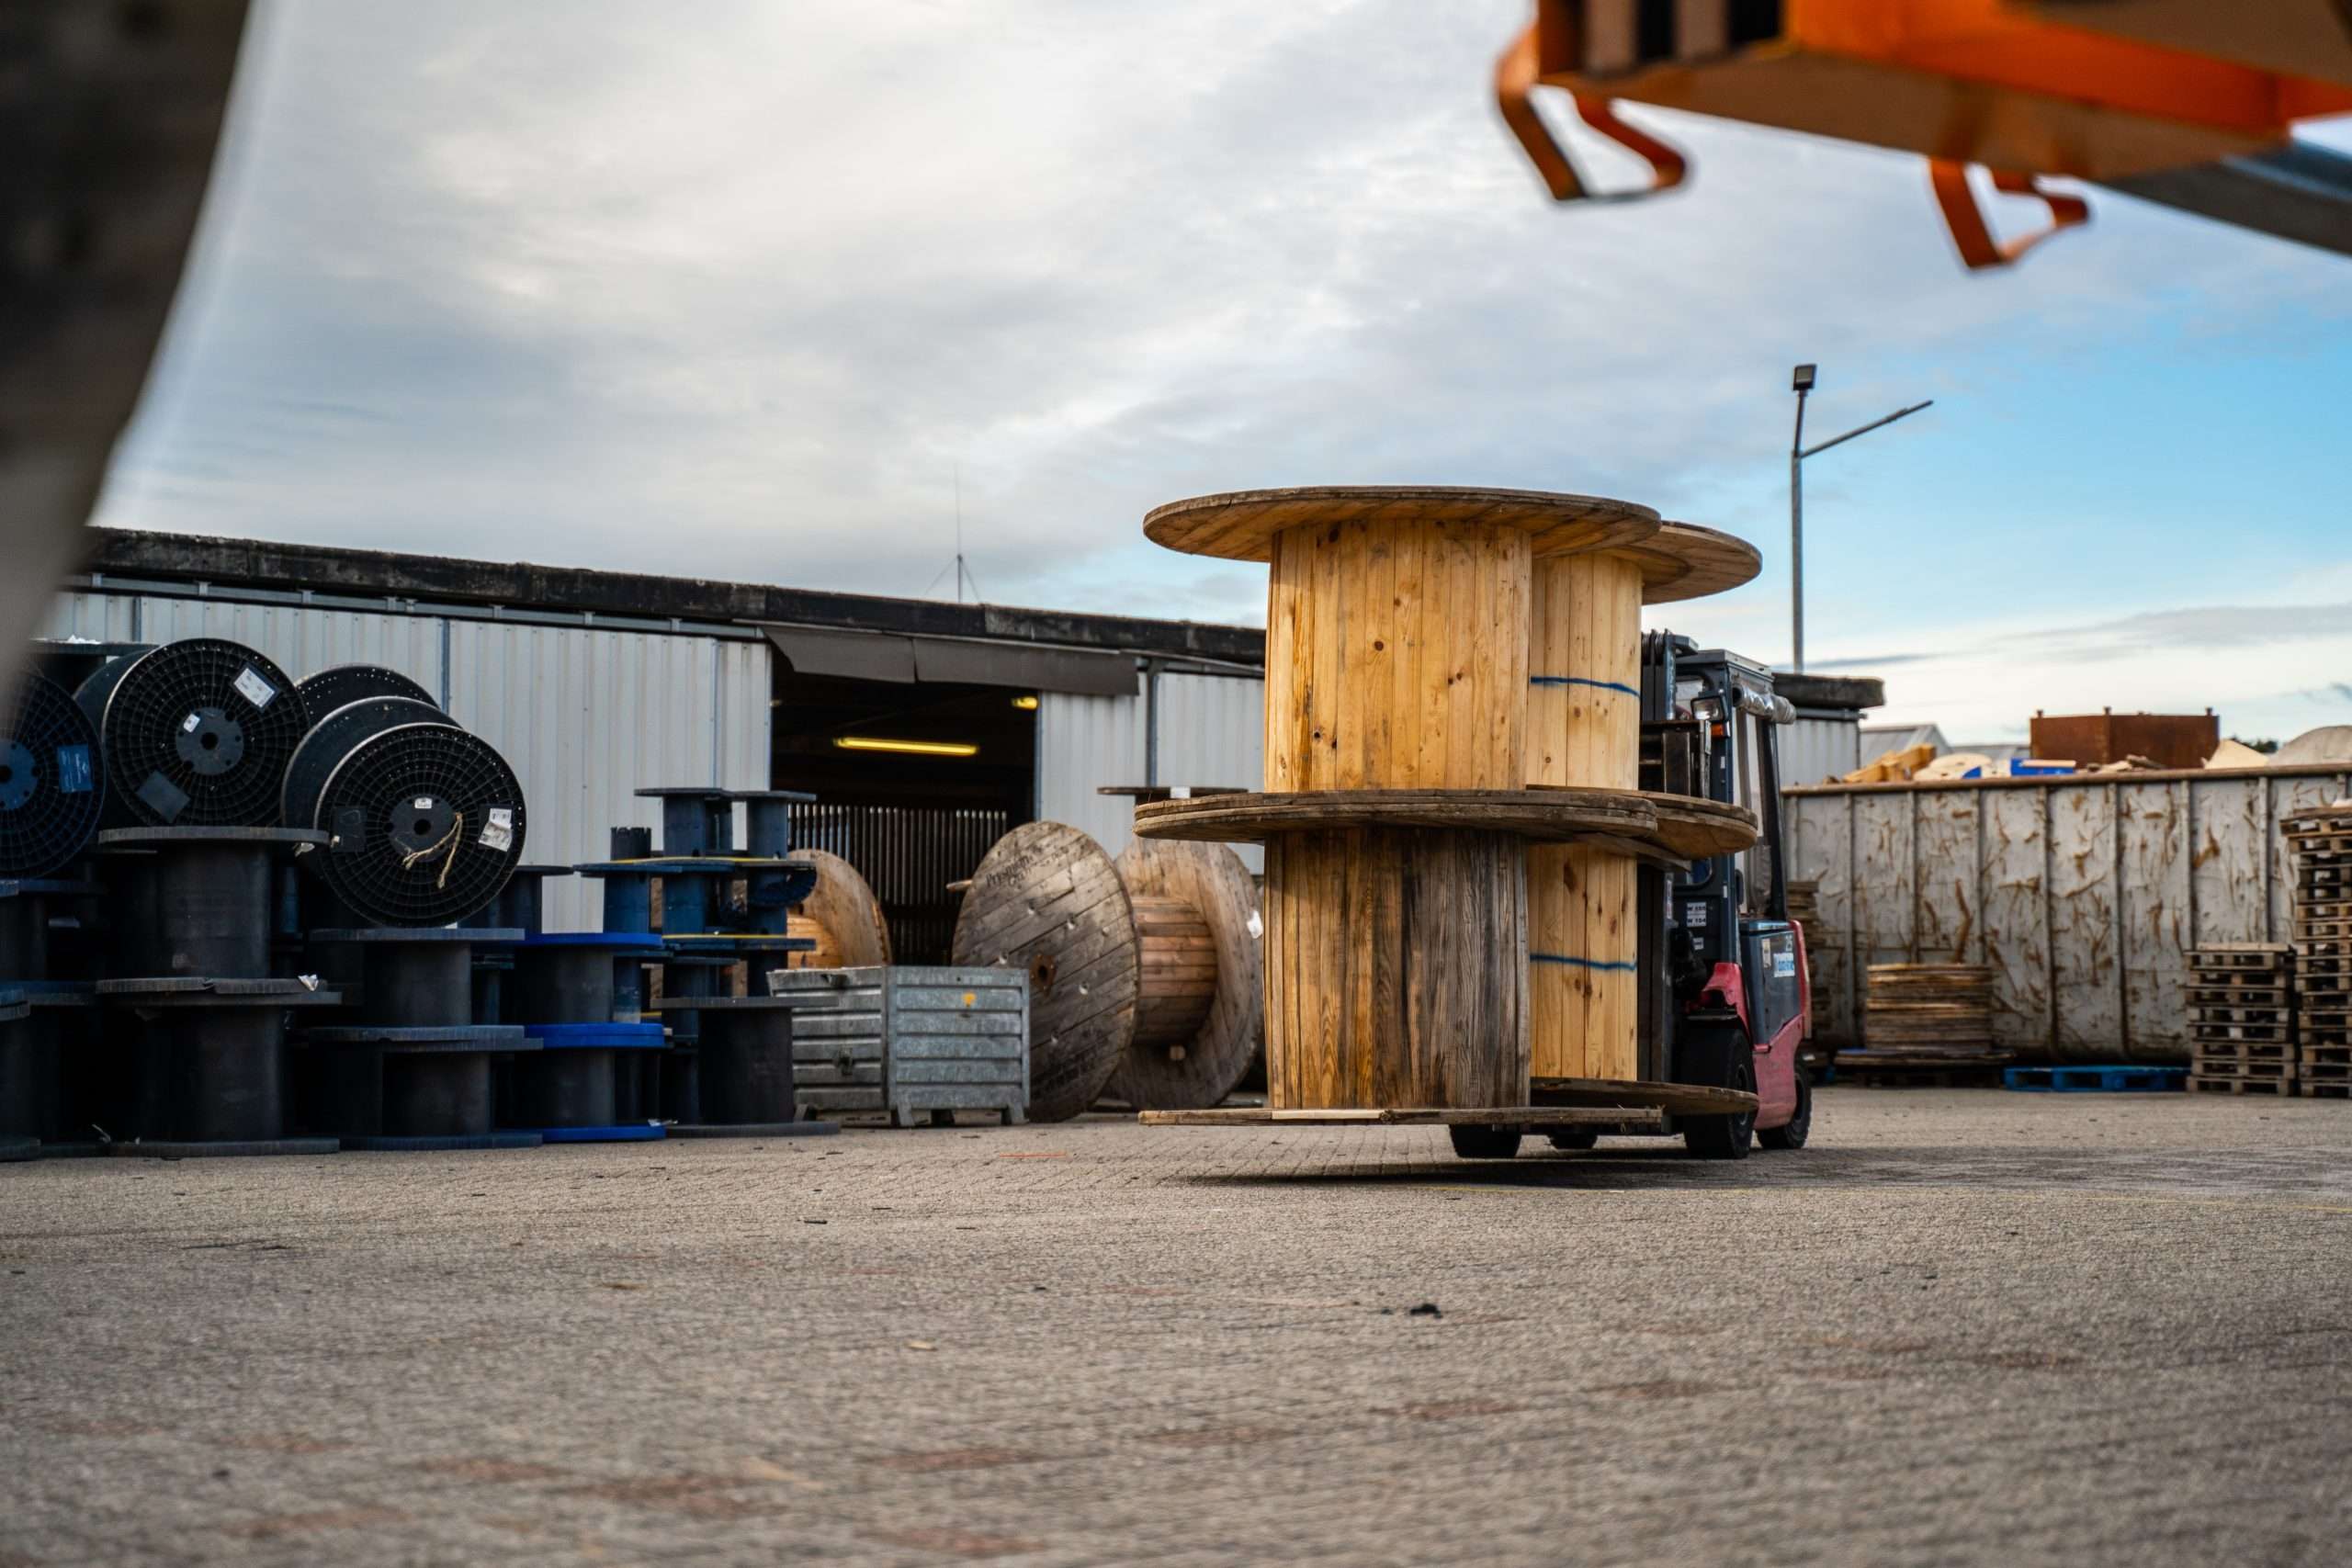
[1538,632,1814,1160]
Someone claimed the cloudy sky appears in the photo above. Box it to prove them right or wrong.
[101,1,2352,746]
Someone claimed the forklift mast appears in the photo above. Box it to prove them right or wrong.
[1636,633,1801,1083]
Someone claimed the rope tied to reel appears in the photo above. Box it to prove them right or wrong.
[398,809,464,890]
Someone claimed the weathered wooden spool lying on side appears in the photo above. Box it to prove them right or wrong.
[777,849,893,971]
[948,803,1263,1121]
[1525,523,1762,1083]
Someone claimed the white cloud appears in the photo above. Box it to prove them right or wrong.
[96,0,2352,744]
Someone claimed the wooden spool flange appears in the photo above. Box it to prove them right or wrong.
[1142,487,1759,1118]
[1525,520,1762,1082]
[776,849,893,971]
[950,815,1264,1119]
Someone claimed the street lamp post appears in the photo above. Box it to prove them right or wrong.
[1788,364,1932,671]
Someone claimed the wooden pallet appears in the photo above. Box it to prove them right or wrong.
[2187,1004,2290,1025]
[2187,1055,2296,1081]
[2184,984,2293,1007]
[2281,807,2352,836]
[2188,1074,2297,1096]
[2189,1039,2296,1064]
[2299,1081,2351,1100]
[1834,1050,2011,1089]
[2185,946,2293,974]
[2300,1059,2352,1084]
[2187,1021,2294,1043]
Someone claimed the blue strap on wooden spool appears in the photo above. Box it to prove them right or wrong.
[1528,674,1639,698]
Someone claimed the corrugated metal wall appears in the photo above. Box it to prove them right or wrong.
[1035,691,1146,856]
[1035,672,1266,866]
[1155,671,1265,872]
[1780,714,1861,788]
[43,591,769,932]
[1785,766,2352,1063]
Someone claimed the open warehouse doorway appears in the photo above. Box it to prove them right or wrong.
[768,666,1038,963]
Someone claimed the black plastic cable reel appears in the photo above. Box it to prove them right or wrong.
[74,639,311,828]
[295,665,438,716]
[281,696,528,927]
[0,671,105,877]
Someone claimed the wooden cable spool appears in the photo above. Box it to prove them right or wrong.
[1525,522,1761,1083]
[950,804,1263,1121]
[1136,487,1761,1118]
[778,848,892,970]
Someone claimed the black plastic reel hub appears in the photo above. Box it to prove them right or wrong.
[97,828,328,979]
[637,786,738,855]
[460,863,574,937]
[0,986,94,1145]
[0,877,103,980]
[651,994,831,1131]
[308,926,519,1029]
[509,931,664,1024]
[300,1023,532,1143]
[76,640,310,828]
[282,697,527,927]
[294,665,437,716]
[97,977,342,1145]
[0,672,104,877]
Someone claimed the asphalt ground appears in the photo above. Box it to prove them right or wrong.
[3,1087,2348,1567]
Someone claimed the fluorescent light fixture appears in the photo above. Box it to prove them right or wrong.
[1012,694,1039,710]
[832,737,978,758]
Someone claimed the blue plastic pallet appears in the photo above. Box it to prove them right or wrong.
[2004,1065,2186,1093]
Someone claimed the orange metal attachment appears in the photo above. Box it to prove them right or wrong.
[1498,0,2352,268]
[1497,19,1687,203]
[1928,163,2092,269]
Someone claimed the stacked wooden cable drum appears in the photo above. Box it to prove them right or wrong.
[2185,943,2297,1095]
[2286,807,2352,1100]
[1128,487,1759,1124]
[1524,522,1760,1084]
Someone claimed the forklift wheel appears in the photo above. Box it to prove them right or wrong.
[1448,1124,1522,1160]
[1545,1130,1600,1151]
[1680,1033,1757,1161]
[1758,1070,1812,1150]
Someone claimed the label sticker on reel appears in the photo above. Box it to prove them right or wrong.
[232,667,277,708]
[478,807,514,852]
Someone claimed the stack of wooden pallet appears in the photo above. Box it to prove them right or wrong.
[1839,963,2008,1085]
[2287,807,2352,1100]
[1784,879,1833,1071]
[2185,944,2297,1096]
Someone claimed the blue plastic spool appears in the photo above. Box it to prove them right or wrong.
[503,1021,667,1141]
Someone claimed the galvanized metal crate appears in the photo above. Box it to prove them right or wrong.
[770,964,1028,1127]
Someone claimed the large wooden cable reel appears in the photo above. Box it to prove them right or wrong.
[1134,486,1763,1120]
[779,849,892,970]
[1108,833,1260,1111]
[950,817,1263,1121]
[951,821,1136,1123]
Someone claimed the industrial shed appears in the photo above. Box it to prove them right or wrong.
[51,531,1266,953]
